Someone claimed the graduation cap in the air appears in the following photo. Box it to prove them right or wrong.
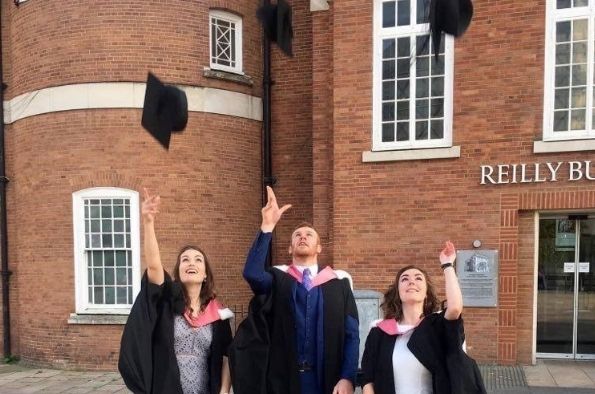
[141,72,188,149]
[257,0,294,56]
[429,0,473,58]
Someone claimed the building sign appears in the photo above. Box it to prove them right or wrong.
[456,250,498,307]
[480,161,595,185]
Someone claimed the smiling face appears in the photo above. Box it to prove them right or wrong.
[177,248,207,285]
[398,268,428,305]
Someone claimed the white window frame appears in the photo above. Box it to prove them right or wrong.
[372,0,454,151]
[209,10,243,74]
[543,0,595,141]
[72,187,141,314]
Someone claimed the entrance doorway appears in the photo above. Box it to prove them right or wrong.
[537,216,595,359]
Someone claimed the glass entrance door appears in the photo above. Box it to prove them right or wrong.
[537,217,595,359]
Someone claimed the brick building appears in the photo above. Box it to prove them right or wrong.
[0,0,594,370]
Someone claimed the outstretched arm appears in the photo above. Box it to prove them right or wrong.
[440,241,463,320]
[142,188,165,285]
[242,186,292,294]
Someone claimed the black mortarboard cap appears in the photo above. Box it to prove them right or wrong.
[257,0,294,56]
[429,0,473,58]
[141,72,188,149]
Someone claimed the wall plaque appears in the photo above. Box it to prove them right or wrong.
[456,250,499,307]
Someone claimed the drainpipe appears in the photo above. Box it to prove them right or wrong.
[262,0,275,268]
[0,0,11,359]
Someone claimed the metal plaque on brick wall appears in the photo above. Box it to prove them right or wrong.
[456,250,498,307]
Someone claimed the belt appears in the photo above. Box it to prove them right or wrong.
[297,361,313,372]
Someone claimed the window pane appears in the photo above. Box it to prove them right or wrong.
[383,81,395,100]
[397,0,410,26]
[113,205,124,218]
[114,234,125,248]
[431,56,445,75]
[91,234,101,248]
[397,80,410,99]
[396,122,409,141]
[383,60,396,79]
[105,268,115,285]
[431,98,444,117]
[397,101,410,120]
[92,251,103,267]
[571,87,586,107]
[556,43,571,64]
[94,287,104,304]
[571,109,586,129]
[105,286,115,304]
[557,0,571,8]
[90,206,100,218]
[556,21,571,42]
[396,59,410,78]
[102,220,112,232]
[572,65,587,86]
[117,287,128,304]
[94,268,104,286]
[125,205,130,218]
[116,268,127,285]
[554,110,569,131]
[575,0,588,6]
[416,99,429,118]
[101,205,112,218]
[555,88,570,109]
[431,77,444,96]
[102,234,113,248]
[397,37,410,57]
[417,35,430,56]
[555,66,570,86]
[383,39,396,59]
[116,251,127,266]
[415,121,428,139]
[573,19,588,40]
[114,220,124,232]
[573,42,587,63]
[382,102,396,121]
[383,1,396,27]
[105,251,115,266]
[430,120,444,139]
[84,205,89,219]
[416,79,429,98]
[416,56,429,77]
[382,123,395,142]
[416,0,429,24]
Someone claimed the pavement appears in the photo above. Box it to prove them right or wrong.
[0,359,594,393]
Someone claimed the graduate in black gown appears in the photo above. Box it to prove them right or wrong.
[118,188,233,394]
[229,186,359,394]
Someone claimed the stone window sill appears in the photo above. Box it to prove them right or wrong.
[68,313,129,325]
[533,139,595,153]
[362,146,460,162]
[203,68,253,86]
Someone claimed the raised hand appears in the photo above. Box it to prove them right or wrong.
[261,186,291,232]
[142,187,161,224]
[439,240,456,265]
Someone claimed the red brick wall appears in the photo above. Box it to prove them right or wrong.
[0,0,266,368]
[4,110,261,368]
[4,0,262,99]
[268,0,315,263]
[314,0,595,364]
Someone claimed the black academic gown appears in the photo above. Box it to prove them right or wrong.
[229,268,359,394]
[118,272,232,394]
[361,311,486,394]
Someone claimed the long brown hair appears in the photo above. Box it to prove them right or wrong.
[173,245,216,313]
[381,265,440,321]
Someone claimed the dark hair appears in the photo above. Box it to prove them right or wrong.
[381,265,440,321]
[173,245,216,313]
